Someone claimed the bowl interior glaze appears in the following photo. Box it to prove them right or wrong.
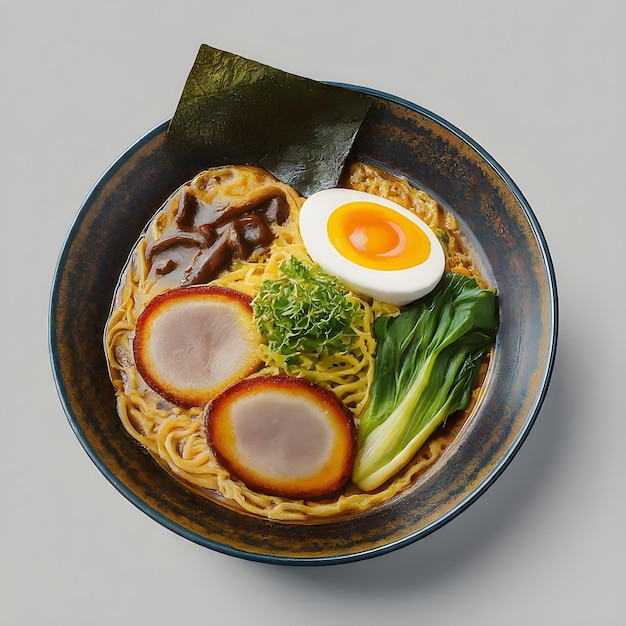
[49,86,557,565]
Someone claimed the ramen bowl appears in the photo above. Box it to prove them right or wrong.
[49,86,558,565]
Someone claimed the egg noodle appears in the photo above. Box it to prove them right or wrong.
[105,162,487,521]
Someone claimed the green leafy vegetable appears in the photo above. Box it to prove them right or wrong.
[251,257,359,365]
[352,272,498,491]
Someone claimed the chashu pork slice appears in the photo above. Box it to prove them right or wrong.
[133,285,262,407]
[204,375,357,499]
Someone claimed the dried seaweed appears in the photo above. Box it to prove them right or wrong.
[167,44,372,197]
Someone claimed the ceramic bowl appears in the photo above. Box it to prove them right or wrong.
[49,85,558,565]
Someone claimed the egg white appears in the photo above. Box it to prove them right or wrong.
[299,188,445,306]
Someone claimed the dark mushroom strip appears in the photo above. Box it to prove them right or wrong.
[175,187,199,230]
[234,214,275,257]
[227,224,248,261]
[146,231,208,259]
[260,195,290,225]
[193,187,289,229]
[196,224,218,247]
[230,187,290,225]
[182,231,234,286]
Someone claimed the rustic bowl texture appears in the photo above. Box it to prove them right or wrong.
[50,86,558,565]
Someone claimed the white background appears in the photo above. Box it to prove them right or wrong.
[2,1,624,624]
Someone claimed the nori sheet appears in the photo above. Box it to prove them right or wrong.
[166,44,372,197]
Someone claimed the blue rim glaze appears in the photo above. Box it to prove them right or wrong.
[49,85,558,565]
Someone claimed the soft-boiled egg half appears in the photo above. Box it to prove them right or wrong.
[299,188,445,305]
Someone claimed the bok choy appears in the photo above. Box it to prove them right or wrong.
[352,272,498,491]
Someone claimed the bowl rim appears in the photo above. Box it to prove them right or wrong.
[49,84,559,565]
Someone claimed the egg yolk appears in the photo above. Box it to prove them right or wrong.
[327,201,431,271]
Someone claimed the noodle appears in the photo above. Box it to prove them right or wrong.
[105,162,488,521]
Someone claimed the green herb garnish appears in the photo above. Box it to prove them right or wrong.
[352,272,498,491]
[251,257,359,365]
